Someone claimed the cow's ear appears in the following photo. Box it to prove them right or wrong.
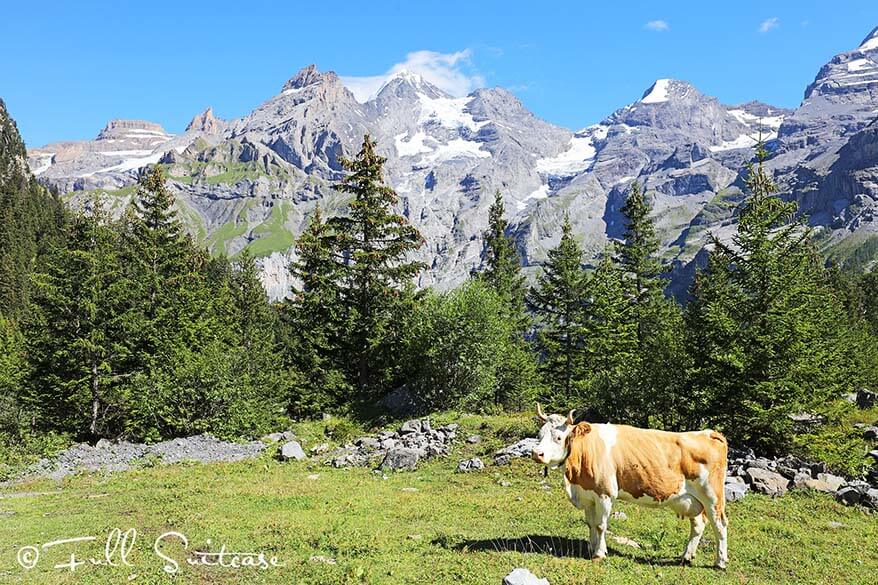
[571,422,591,437]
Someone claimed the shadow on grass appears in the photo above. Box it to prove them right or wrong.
[443,535,706,568]
[444,534,592,558]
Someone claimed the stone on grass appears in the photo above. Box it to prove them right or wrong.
[862,426,878,441]
[503,568,549,585]
[466,435,482,444]
[457,457,484,473]
[835,486,862,505]
[862,488,878,509]
[725,482,749,502]
[279,441,306,461]
[745,467,790,497]
[379,447,420,472]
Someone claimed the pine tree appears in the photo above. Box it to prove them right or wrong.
[285,204,351,415]
[328,135,424,398]
[581,247,638,420]
[618,181,689,428]
[481,190,526,320]
[619,182,661,302]
[24,196,132,437]
[687,145,850,451]
[528,216,586,405]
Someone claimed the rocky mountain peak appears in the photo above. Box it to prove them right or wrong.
[96,119,170,141]
[858,26,878,53]
[281,64,339,92]
[185,107,223,134]
[373,70,448,101]
[638,78,698,105]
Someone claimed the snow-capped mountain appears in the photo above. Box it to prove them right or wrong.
[24,26,878,298]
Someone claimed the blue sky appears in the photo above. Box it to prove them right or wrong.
[2,0,878,147]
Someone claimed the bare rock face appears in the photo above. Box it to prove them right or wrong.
[185,107,225,134]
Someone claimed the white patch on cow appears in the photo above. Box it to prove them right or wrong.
[596,424,617,452]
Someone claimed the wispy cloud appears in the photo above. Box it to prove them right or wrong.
[645,20,669,32]
[341,50,485,102]
[759,17,780,34]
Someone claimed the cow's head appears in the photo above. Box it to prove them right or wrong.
[531,404,576,467]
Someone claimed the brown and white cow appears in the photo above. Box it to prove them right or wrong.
[531,405,728,568]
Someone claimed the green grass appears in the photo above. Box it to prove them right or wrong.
[243,201,295,257]
[1,414,876,584]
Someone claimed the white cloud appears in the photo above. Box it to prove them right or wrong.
[645,20,669,32]
[341,50,486,103]
[759,17,779,33]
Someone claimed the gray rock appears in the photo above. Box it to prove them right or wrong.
[379,448,420,472]
[503,568,549,585]
[862,488,878,509]
[494,438,539,465]
[457,457,484,473]
[399,420,422,435]
[835,486,862,505]
[725,482,749,502]
[279,441,306,461]
[862,426,878,441]
[466,435,482,444]
[354,437,382,450]
[792,470,813,489]
[815,473,846,491]
[745,467,790,497]
[725,475,745,485]
[309,443,329,455]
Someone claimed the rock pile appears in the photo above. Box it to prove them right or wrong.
[493,438,539,466]
[27,434,268,480]
[725,447,878,509]
[324,419,458,471]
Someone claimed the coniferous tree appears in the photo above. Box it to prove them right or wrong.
[285,204,350,415]
[329,135,424,398]
[481,190,527,322]
[618,182,689,428]
[581,247,638,420]
[686,145,850,451]
[528,216,586,405]
[25,197,132,437]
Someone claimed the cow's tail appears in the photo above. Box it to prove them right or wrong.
[710,430,728,526]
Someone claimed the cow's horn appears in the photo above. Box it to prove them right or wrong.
[566,409,576,425]
[536,403,548,422]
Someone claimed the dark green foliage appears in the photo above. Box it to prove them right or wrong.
[23,197,132,437]
[617,182,690,429]
[528,216,587,406]
[402,280,538,412]
[685,149,854,452]
[283,204,350,416]
[480,190,527,325]
[328,135,424,398]
[0,100,65,319]
[0,314,26,436]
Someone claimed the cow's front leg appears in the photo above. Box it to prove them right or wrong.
[682,513,706,564]
[583,500,597,558]
[592,495,612,560]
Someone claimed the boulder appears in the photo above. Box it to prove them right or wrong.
[815,473,846,491]
[466,435,482,444]
[309,443,329,455]
[503,568,549,585]
[494,438,539,465]
[803,478,842,493]
[379,447,420,472]
[835,486,862,506]
[862,488,878,509]
[279,441,306,461]
[856,388,877,409]
[354,437,382,450]
[725,482,749,502]
[457,457,484,473]
[791,470,813,489]
[745,467,790,497]
[398,419,423,435]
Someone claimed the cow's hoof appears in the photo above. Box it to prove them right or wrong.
[591,554,607,562]
[680,556,694,566]
[714,560,727,570]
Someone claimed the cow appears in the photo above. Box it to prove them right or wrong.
[531,404,729,568]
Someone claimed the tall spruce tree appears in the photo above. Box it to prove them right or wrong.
[580,247,638,420]
[329,135,424,398]
[285,204,350,414]
[618,182,689,428]
[25,196,132,437]
[686,145,850,451]
[528,216,586,405]
[481,190,527,321]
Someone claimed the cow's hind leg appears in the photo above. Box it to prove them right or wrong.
[592,495,612,560]
[693,485,728,569]
[682,512,706,564]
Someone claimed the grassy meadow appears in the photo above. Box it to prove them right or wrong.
[1,413,876,585]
